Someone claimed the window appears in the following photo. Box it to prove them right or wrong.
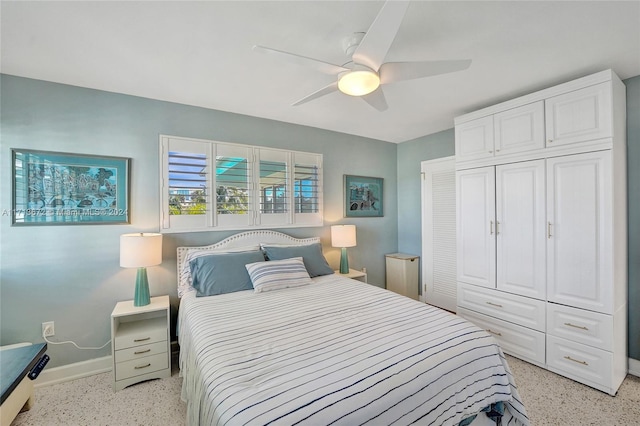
[160,136,322,232]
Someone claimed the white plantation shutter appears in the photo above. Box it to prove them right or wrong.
[160,135,322,232]
[421,157,457,312]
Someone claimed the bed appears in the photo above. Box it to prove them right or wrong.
[177,231,529,426]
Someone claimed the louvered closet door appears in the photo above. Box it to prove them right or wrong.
[421,157,457,312]
[496,160,546,299]
[456,166,496,288]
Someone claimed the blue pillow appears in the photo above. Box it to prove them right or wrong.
[262,243,334,277]
[190,250,265,297]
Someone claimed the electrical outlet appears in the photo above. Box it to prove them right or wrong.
[42,321,55,337]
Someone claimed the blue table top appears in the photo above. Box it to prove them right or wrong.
[0,343,47,405]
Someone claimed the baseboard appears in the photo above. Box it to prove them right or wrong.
[34,356,112,388]
[629,358,640,377]
[33,341,180,388]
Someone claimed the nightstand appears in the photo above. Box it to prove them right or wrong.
[335,268,368,283]
[110,295,171,391]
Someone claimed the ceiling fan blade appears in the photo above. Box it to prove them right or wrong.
[352,1,410,72]
[292,82,339,106]
[379,59,472,84]
[253,45,349,75]
[361,88,388,111]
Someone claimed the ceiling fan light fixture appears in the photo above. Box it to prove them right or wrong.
[338,68,380,97]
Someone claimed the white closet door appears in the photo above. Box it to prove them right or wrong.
[456,166,496,288]
[547,151,613,314]
[421,157,457,311]
[496,160,546,299]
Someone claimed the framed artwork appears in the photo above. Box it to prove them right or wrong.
[344,174,383,217]
[10,149,130,225]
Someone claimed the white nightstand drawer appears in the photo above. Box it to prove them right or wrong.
[115,353,169,381]
[114,316,167,350]
[458,308,546,366]
[458,283,545,331]
[547,303,612,351]
[114,341,168,364]
[547,335,612,389]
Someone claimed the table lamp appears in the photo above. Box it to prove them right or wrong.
[120,233,162,306]
[331,225,357,274]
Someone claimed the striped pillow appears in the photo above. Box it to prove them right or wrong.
[246,257,313,293]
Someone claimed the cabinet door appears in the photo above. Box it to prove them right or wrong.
[545,82,612,147]
[456,167,496,288]
[496,160,546,299]
[547,151,612,314]
[455,116,494,161]
[494,101,545,156]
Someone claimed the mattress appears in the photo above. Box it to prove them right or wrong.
[178,274,529,426]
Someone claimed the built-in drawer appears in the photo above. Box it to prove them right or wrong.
[114,341,168,364]
[114,317,167,350]
[458,283,545,331]
[458,307,546,366]
[115,353,168,381]
[546,335,612,391]
[547,303,612,351]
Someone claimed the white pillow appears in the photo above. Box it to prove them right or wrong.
[245,257,313,293]
[178,245,260,297]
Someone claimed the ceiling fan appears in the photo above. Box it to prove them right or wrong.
[253,1,471,111]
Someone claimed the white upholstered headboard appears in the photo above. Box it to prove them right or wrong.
[176,230,320,279]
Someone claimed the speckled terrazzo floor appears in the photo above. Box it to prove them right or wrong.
[12,355,640,425]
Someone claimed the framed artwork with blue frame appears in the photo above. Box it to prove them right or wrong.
[344,174,383,217]
[10,149,130,225]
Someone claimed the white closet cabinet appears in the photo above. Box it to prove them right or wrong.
[456,167,495,288]
[496,160,546,300]
[455,70,627,396]
[546,151,612,314]
[456,160,546,299]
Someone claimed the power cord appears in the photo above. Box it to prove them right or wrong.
[42,325,111,350]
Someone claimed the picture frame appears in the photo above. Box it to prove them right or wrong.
[10,149,130,225]
[344,174,383,217]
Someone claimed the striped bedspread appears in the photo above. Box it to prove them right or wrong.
[178,274,529,426]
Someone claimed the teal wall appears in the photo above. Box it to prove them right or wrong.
[626,75,640,360]
[396,128,455,259]
[0,75,398,367]
[396,76,640,361]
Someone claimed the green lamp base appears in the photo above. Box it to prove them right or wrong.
[134,267,151,307]
[339,247,350,274]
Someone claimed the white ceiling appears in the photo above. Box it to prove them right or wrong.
[2,1,639,143]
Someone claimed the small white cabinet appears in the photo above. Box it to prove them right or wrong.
[494,101,545,156]
[455,116,494,161]
[385,253,419,300]
[545,82,613,147]
[111,295,171,391]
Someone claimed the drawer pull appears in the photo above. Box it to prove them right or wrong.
[134,363,152,370]
[486,301,503,308]
[133,337,151,343]
[564,356,588,366]
[486,329,502,337]
[564,322,589,331]
[134,349,151,355]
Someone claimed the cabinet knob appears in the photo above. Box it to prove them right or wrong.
[495,149,500,152]
[548,139,553,144]
[488,150,493,154]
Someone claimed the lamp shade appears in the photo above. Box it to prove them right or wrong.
[120,233,163,268]
[331,225,357,248]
